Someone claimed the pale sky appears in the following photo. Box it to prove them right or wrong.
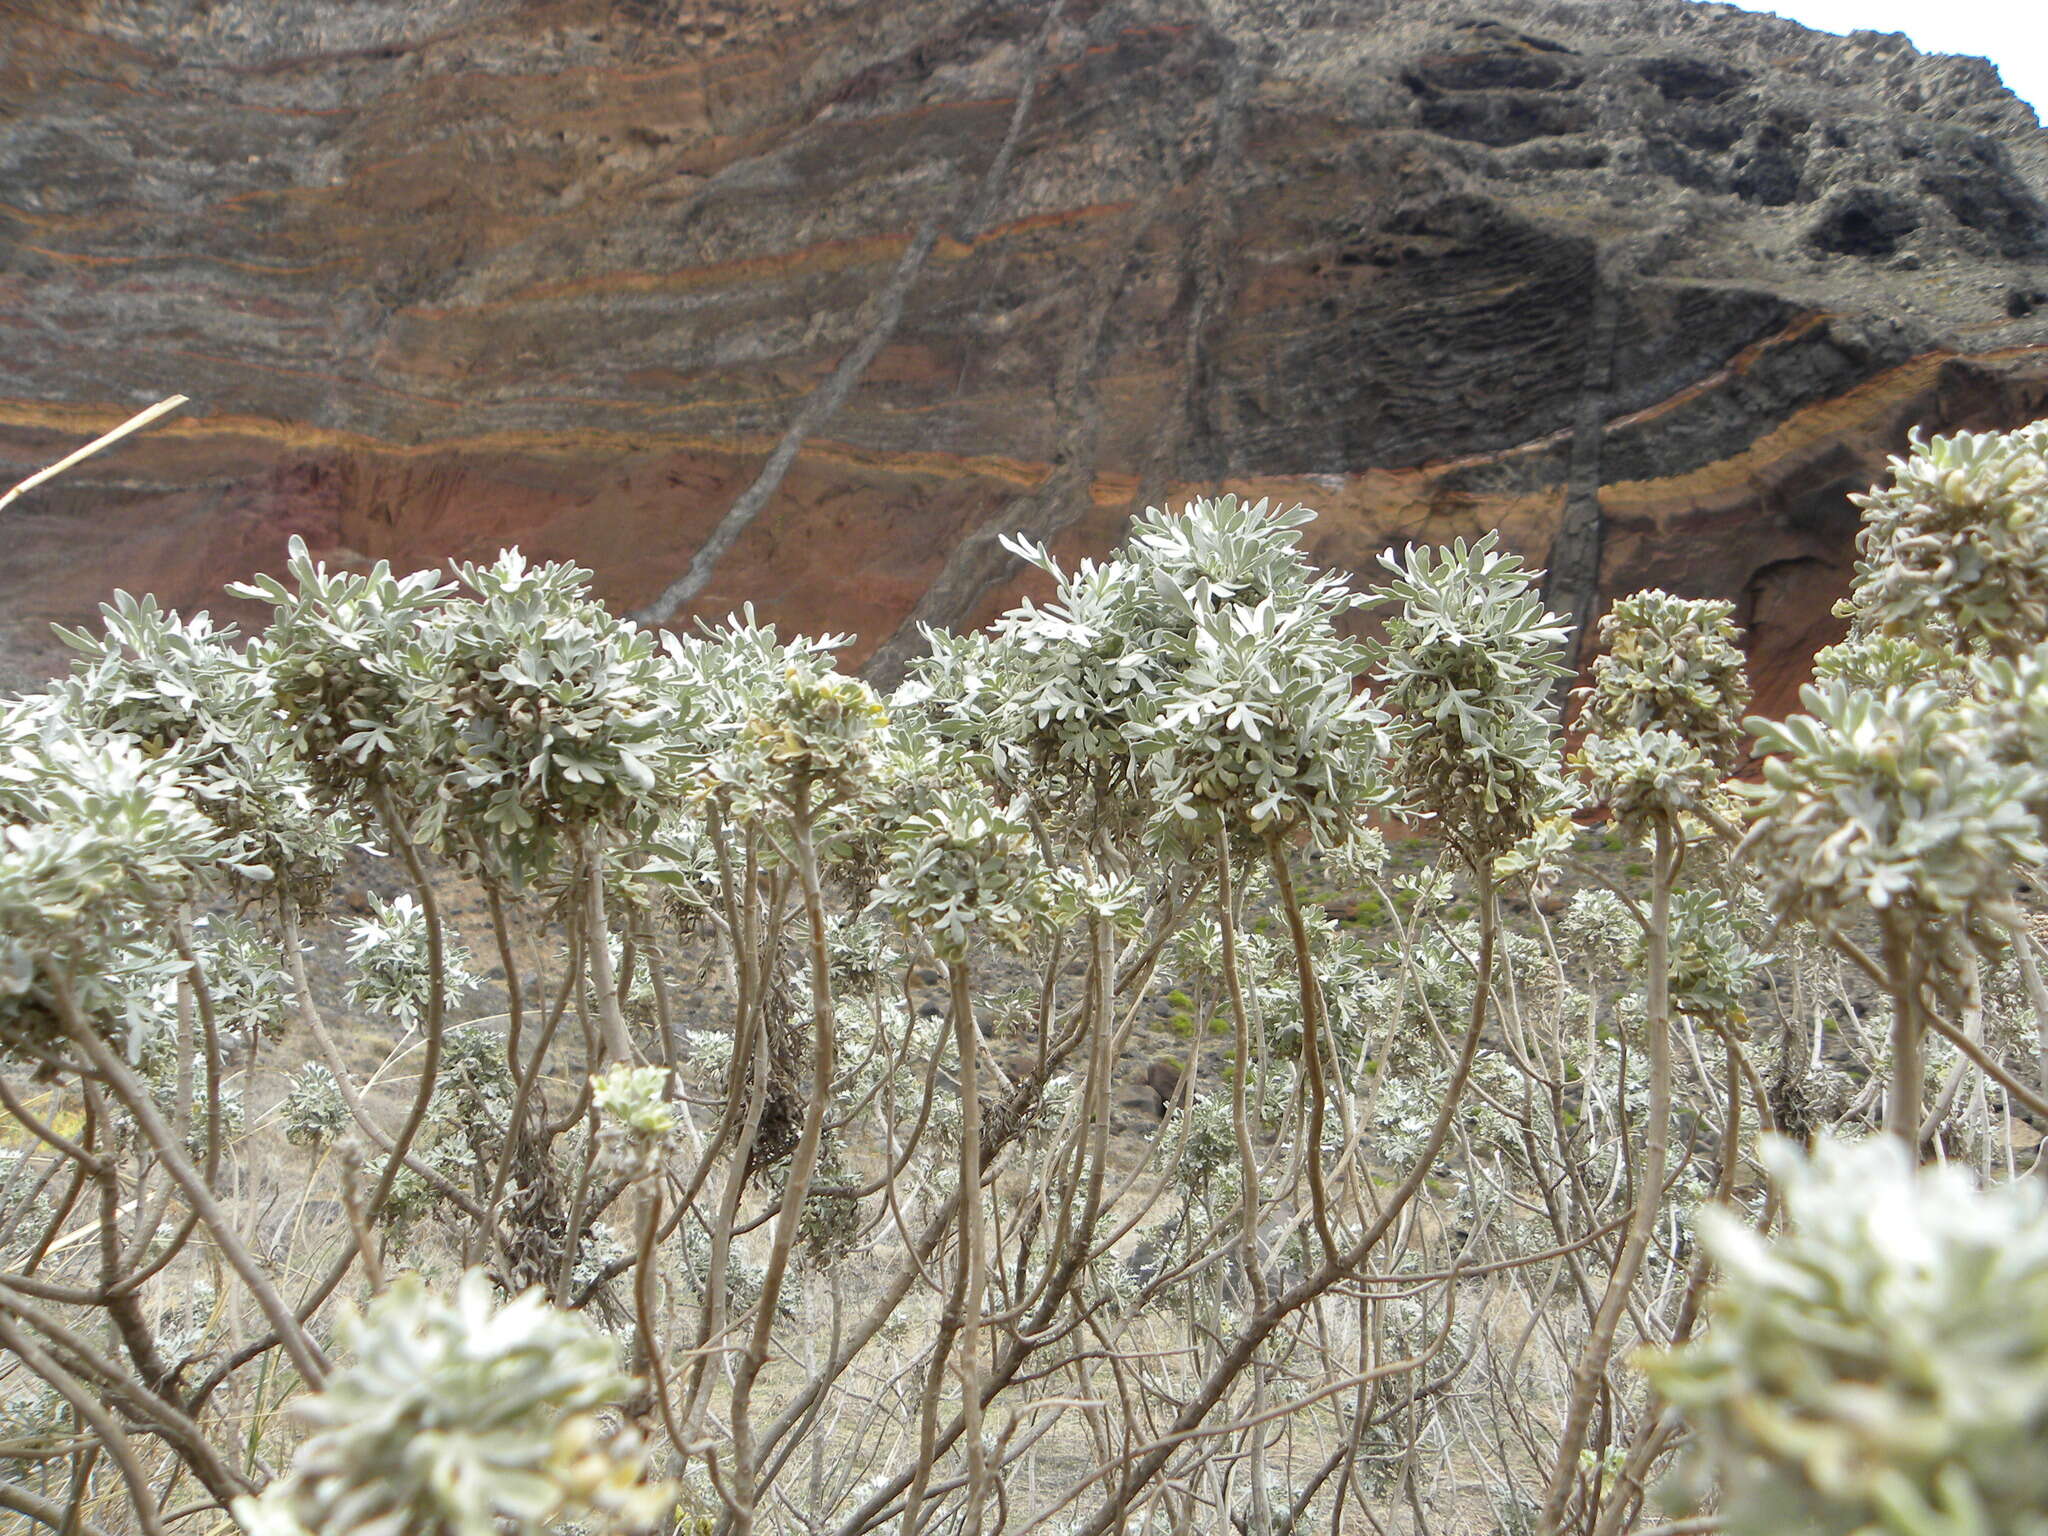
[1734,2,2045,118]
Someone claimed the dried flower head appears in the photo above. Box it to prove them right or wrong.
[1371,532,1576,864]
[1579,589,1750,770]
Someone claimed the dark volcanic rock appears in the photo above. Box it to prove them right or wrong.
[2,0,2046,709]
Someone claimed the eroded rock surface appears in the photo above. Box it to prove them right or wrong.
[3,0,2045,706]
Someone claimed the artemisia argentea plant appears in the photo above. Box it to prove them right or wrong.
[0,421,2046,1536]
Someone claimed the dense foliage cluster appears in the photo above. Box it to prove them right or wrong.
[1646,1137,2048,1536]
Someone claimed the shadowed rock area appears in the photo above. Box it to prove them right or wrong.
[3,0,2046,709]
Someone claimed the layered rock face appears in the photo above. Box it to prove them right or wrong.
[3,0,2046,708]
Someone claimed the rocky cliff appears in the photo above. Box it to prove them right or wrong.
[4,0,2046,708]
